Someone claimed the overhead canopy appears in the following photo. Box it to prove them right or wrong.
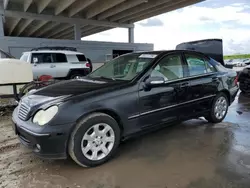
[2,0,203,39]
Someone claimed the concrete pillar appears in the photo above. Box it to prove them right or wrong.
[74,24,81,40]
[0,15,5,37]
[128,27,134,43]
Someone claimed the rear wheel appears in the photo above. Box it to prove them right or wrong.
[205,93,229,123]
[68,113,121,167]
[69,72,84,79]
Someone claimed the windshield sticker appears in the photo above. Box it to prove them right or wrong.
[139,54,157,59]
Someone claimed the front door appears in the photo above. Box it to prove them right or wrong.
[51,53,69,78]
[31,53,56,79]
[138,53,189,128]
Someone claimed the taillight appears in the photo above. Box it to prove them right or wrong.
[86,63,90,67]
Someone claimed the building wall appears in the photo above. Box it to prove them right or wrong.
[0,37,154,64]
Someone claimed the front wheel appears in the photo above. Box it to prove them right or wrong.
[68,113,121,167]
[205,93,229,123]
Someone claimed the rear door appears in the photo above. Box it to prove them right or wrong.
[31,53,56,79]
[179,52,219,118]
[138,52,189,128]
[51,53,69,78]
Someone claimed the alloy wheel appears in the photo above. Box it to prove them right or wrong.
[214,96,228,120]
[81,123,115,161]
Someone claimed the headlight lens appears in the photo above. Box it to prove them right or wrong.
[33,106,58,126]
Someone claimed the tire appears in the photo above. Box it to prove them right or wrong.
[205,93,229,123]
[18,82,39,101]
[70,72,83,79]
[68,113,121,167]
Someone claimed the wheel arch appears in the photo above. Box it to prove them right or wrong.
[74,108,124,135]
[218,89,231,104]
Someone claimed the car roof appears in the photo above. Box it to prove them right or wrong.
[23,50,84,55]
[132,50,209,56]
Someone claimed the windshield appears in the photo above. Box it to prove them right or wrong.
[88,53,158,81]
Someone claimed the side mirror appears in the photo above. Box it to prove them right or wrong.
[145,76,165,87]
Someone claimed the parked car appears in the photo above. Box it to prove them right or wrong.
[20,47,92,80]
[238,65,250,93]
[12,50,239,167]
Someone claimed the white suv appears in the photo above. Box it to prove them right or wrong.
[20,47,91,80]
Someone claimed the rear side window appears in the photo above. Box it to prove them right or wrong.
[20,54,29,62]
[52,53,67,63]
[76,55,87,61]
[185,53,216,76]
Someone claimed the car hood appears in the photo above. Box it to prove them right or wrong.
[32,78,127,98]
[20,78,128,109]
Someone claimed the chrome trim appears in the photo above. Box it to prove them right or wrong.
[163,73,216,84]
[20,126,50,137]
[128,114,140,119]
[128,94,216,120]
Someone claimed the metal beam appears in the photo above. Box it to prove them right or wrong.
[128,27,134,43]
[56,29,74,39]
[85,0,126,19]
[83,27,112,37]
[8,18,21,35]
[74,24,81,40]
[129,0,203,23]
[16,19,33,36]
[55,0,76,15]
[120,0,196,23]
[0,15,4,36]
[35,22,59,36]
[26,20,47,36]
[37,0,52,13]
[97,0,147,20]
[3,10,134,28]
[109,0,169,22]
[68,0,98,17]
[24,0,33,11]
[46,24,72,38]
[65,26,110,39]
[3,0,9,9]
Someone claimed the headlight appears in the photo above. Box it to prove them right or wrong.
[33,106,58,126]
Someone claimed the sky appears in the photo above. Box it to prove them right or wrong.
[83,0,250,55]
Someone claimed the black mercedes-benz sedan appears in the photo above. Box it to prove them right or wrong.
[12,50,239,167]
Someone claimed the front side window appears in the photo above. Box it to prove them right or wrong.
[89,53,157,81]
[185,53,216,76]
[32,53,53,64]
[150,54,184,81]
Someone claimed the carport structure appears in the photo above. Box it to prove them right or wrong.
[0,0,203,42]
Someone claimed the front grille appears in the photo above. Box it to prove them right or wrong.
[18,103,30,121]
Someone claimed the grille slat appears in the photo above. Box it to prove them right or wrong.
[18,102,30,121]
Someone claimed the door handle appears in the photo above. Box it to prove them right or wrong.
[50,65,56,68]
[180,82,189,88]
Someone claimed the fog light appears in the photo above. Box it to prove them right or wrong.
[36,144,41,151]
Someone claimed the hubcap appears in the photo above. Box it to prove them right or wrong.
[81,123,115,161]
[214,96,228,120]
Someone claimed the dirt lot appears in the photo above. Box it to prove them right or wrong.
[1,92,250,188]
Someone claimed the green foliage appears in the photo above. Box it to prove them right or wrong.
[224,54,250,60]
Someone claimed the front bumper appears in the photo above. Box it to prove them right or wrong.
[12,108,73,159]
